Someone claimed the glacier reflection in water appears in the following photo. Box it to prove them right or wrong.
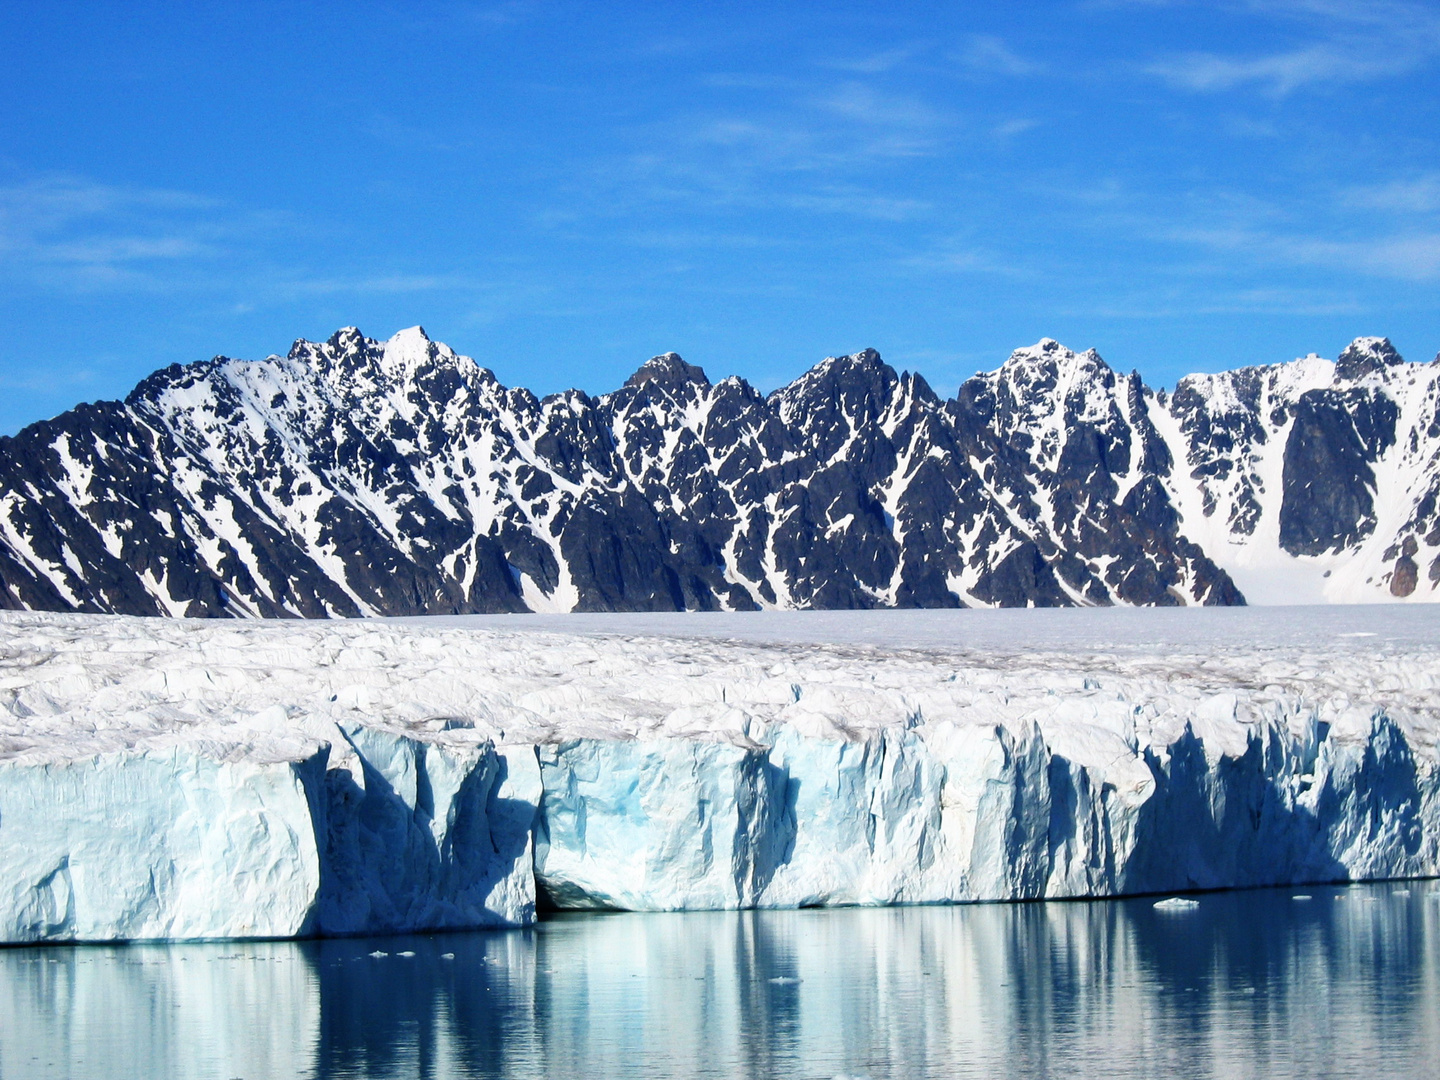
[2,883,1439,1079]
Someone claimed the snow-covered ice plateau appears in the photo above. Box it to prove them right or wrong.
[1,606,1437,942]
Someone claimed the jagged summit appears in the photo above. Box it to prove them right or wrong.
[1,327,1438,617]
[1014,337,1067,358]
[1336,336,1405,381]
[782,348,895,393]
[1004,339,1109,369]
[625,352,710,390]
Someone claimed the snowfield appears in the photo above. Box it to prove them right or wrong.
[1,607,1438,942]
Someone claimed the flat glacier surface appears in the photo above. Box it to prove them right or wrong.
[3,605,1440,941]
[408,604,1440,652]
[3,883,1438,1080]
[6,605,1438,764]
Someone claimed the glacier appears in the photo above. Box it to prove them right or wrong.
[1,606,1437,942]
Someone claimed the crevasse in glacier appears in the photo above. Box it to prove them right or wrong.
[1,608,1437,941]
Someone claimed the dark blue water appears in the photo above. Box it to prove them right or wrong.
[2,883,1437,1079]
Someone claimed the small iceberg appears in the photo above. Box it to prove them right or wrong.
[1292,895,1312,901]
[1153,897,1200,912]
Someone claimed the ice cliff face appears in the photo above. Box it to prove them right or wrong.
[3,328,1438,616]
[0,727,538,943]
[1,609,1437,941]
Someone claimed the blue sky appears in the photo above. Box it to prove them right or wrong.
[2,1,1438,433]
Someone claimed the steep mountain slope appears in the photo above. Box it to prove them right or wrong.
[1153,336,1440,603]
[0,326,1435,615]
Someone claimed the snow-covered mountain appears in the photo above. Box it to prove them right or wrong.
[1,327,1436,615]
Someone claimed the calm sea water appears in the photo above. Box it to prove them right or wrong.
[2,882,1437,1079]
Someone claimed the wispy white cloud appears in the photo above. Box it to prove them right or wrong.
[0,174,499,304]
[813,82,946,156]
[0,365,101,392]
[617,228,788,250]
[785,187,932,221]
[1280,232,1440,280]
[1344,174,1440,214]
[587,71,955,228]
[1165,220,1440,281]
[456,0,543,28]
[953,35,1043,77]
[0,175,241,291]
[1213,286,1364,317]
[1146,43,1376,94]
[896,236,1024,277]
[993,117,1042,138]
[612,134,939,220]
[819,82,943,130]
[1221,115,1281,139]
[1143,0,1440,94]
[820,46,922,75]
[1028,164,1440,295]
[275,273,489,298]
[361,113,465,153]
[700,72,799,91]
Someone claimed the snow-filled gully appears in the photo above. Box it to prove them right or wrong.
[2,609,1437,943]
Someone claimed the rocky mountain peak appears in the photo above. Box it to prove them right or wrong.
[1009,338,1067,362]
[774,350,900,426]
[324,326,368,351]
[3,325,1439,618]
[1002,339,1110,373]
[791,348,894,388]
[624,352,711,391]
[1336,337,1404,381]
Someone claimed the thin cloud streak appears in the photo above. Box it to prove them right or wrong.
[953,35,1043,77]
[1344,175,1440,215]
[820,46,923,75]
[584,72,957,228]
[1143,0,1440,94]
[0,175,263,293]
[1147,44,1359,94]
[1166,223,1440,281]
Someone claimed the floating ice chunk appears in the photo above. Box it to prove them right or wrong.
[1153,897,1200,911]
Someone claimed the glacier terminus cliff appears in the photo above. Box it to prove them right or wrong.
[1,607,1437,943]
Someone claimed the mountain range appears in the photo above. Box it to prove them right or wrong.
[1,326,1437,615]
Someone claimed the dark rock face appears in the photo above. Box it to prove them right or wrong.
[1335,337,1405,382]
[1392,555,1419,597]
[1279,388,1398,556]
[1168,366,1271,535]
[0,328,1435,616]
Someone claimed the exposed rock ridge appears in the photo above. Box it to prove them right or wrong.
[0,328,1436,614]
